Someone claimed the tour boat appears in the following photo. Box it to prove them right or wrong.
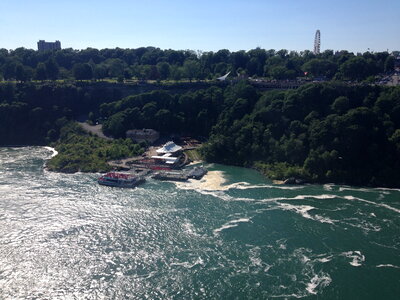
[98,172,145,188]
[186,166,208,179]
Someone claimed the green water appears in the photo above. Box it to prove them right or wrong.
[0,147,399,299]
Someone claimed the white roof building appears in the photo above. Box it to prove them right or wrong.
[151,154,179,165]
[156,141,182,154]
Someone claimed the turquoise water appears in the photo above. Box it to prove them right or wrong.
[0,147,399,299]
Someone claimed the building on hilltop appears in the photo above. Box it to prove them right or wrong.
[37,40,61,51]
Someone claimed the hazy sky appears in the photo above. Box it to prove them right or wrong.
[1,0,399,53]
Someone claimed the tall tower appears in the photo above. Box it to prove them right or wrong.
[314,30,321,55]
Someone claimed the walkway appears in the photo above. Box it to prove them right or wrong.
[78,122,113,140]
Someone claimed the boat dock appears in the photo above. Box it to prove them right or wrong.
[102,141,208,186]
[186,166,208,179]
[152,171,188,181]
[151,166,208,182]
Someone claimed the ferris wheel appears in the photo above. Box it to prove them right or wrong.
[314,30,321,54]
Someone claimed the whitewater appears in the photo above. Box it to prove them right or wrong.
[0,147,399,299]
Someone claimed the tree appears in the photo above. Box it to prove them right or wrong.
[45,58,60,80]
[384,56,395,73]
[301,59,337,78]
[183,60,201,81]
[35,63,47,81]
[3,60,17,80]
[93,64,108,80]
[339,57,376,81]
[214,62,228,76]
[247,48,267,76]
[331,96,349,114]
[15,64,32,82]
[148,65,160,80]
[231,50,249,70]
[73,63,93,80]
[246,57,262,76]
[16,64,25,82]
[155,109,172,131]
[102,111,127,138]
[157,62,171,80]
[213,49,230,64]
[171,65,183,81]
[142,102,157,119]
[269,66,290,80]
[106,58,126,78]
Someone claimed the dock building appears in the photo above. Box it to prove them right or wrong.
[151,141,183,167]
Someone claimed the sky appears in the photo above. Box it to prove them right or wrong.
[1,0,399,53]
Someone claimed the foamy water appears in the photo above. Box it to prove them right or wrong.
[44,146,58,158]
[175,170,228,190]
[0,147,399,299]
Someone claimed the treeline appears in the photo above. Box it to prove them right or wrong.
[0,47,397,83]
[200,82,400,187]
[100,87,224,137]
[0,82,123,145]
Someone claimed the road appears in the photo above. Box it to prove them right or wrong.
[78,122,113,140]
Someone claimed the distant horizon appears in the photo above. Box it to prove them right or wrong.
[4,42,399,55]
[1,0,399,54]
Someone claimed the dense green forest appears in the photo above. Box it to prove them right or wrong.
[99,82,400,187]
[100,87,224,137]
[0,82,126,145]
[201,82,400,187]
[46,122,143,173]
[1,79,399,187]
[0,46,398,82]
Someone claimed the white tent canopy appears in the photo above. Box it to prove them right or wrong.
[217,71,231,81]
[156,141,182,154]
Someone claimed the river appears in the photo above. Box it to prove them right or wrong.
[0,147,399,299]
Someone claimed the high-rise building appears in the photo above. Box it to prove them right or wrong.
[37,40,61,51]
[314,30,321,55]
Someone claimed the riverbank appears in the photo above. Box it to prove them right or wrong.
[2,81,399,188]
[46,122,144,173]
[46,121,205,176]
[5,137,400,189]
